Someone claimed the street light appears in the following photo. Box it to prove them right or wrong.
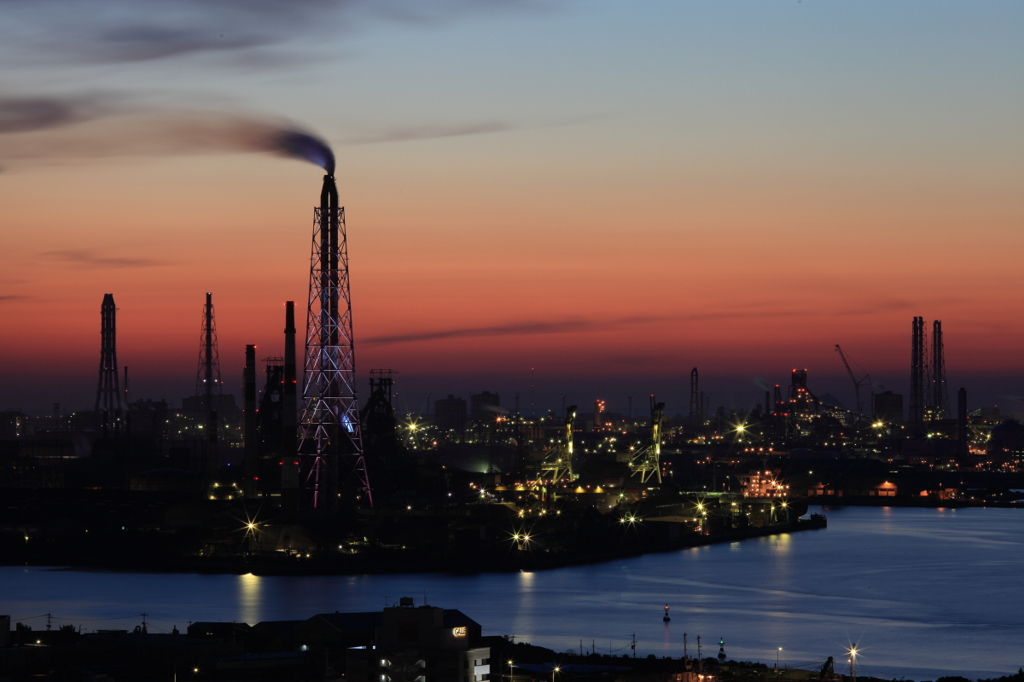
[507,660,514,681]
[776,647,782,671]
[848,647,858,682]
[552,665,560,682]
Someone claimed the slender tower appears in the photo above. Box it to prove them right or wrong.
[195,293,222,412]
[688,367,700,427]
[957,387,968,458]
[195,293,221,480]
[243,345,258,498]
[931,320,949,419]
[281,302,300,511]
[298,173,372,510]
[910,316,926,428]
[95,293,122,433]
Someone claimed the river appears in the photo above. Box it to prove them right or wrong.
[3,506,1022,680]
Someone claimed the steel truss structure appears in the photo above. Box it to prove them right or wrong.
[539,405,577,486]
[629,396,664,484]
[930,320,949,420]
[195,292,222,411]
[298,175,372,510]
[95,293,122,429]
[195,292,223,483]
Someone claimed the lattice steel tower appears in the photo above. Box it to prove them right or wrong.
[910,316,926,428]
[195,292,222,482]
[95,293,122,432]
[298,174,372,510]
[195,293,222,414]
[931,320,949,419]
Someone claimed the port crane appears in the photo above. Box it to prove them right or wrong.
[629,396,664,484]
[539,405,577,485]
[834,344,872,415]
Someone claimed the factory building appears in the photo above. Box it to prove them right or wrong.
[470,391,501,424]
[347,599,489,682]
[435,395,467,433]
[873,391,904,425]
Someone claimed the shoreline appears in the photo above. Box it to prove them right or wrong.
[4,516,827,577]
[809,496,1024,509]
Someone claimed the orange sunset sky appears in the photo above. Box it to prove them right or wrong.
[1,1,1022,416]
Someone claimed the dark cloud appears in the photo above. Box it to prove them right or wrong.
[93,24,268,62]
[365,315,666,346]
[0,96,108,134]
[41,250,170,268]
[0,294,28,302]
[364,307,805,347]
[1,0,543,65]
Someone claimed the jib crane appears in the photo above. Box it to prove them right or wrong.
[540,404,577,484]
[834,344,871,415]
[629,396,664,484]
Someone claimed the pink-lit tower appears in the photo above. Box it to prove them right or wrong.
[297,172,372,510]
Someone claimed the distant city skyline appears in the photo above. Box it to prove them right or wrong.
[2,2,1022,415]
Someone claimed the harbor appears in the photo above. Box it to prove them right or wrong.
[3,506,1022,680]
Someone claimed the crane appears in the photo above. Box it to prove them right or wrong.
[629,395,664,484]
[834,344,871,415]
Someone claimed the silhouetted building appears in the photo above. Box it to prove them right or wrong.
[435,395,466,433]
[874,391,904,425]
[470,391,500,424]
[181,394,240,425]
[347,600,488,682]
[127,399,170,438]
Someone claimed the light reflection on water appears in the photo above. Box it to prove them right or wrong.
[238,572,260,626]
[2,506,1022,681]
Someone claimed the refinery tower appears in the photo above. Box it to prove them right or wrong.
[297,169,372,510]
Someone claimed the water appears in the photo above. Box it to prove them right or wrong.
[3,506,1022,680]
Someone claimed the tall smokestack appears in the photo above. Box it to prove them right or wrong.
[957,387,968,459]
[910,316,926,430]
[243,344,258,498]
[281,302,299,510]
[298,172,372,509]
[688,367,699,427]
[95,293,122,435]
[932,320,948,419]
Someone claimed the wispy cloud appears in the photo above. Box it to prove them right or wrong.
[346,122,513,146]
[365,315,666,346]
[0,0,545,66]
[837,299,916,316]
[0,294,28,302]
[41,250,169,269]
[364,307,805,347]
[0,95,113,134]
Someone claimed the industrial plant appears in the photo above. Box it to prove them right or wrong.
[2,155,1022,576]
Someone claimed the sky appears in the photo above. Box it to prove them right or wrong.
[1,1,1023,417]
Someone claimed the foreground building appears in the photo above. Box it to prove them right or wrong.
[347,598,489,682]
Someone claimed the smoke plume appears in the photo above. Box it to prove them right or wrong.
[276,131,334,174]
[0,101,336,172]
